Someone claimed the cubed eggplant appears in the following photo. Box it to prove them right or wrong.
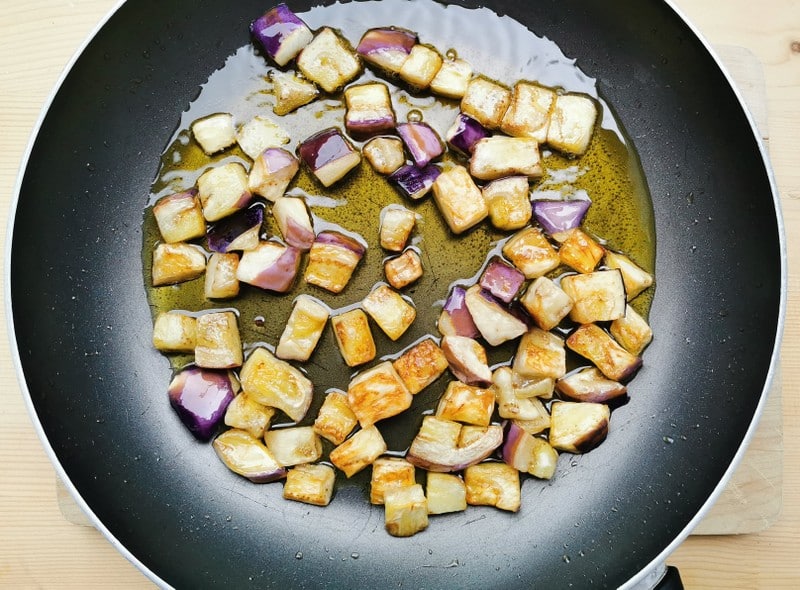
[479,258,526,303]
[329,425,387,478]
[432,165,488,234]
[392,338,449,395]
[168,367,238,440]
[512,327,566,380]
[197,162,252,222]
[461,76,512,129]
[609,304,653,356]
[502,422,558,480]
[236,115,290,160]
[239,347,314,422]
[436,381,495,427]
[384,249,423,290]
[429,58,473,99]
[250,3,314,66]
[558,228,605,274]
[271,70,319,116]
[191,113,236,155]
[396,122,444,168]
[298,127,361,187]
[470,136,542,181]
[264,426,322,466]
[437,286,480,339]
[236,241,300,293]
[492,366,552,423]
[549,401,610,453]
[520,276,574,331]
[370,457,416,505]
[566,323,642,382]
[532,198,591,240]
[213,429,286,483]
[207,205,263,253]
[344,82,396,138]
[347,361,413,427]
[151,243,206,287]
[546,93,598,156]
[152,311,196,353]
[248,147,300,202]
[363,136,406,175]
[153,189,206,244]
[500,81,556,142]
[283,464,336,506]
[560,269,627,323]
[194,311,243,369]
[464,462,520,512]
[440,335,492,387]
[389,163,441,200]
[297,27,361,93]
[603,250,654,301]
[224,392,276,439]
[556,367,627,403]
[426,472,467,515]
[362,284,416,341]
[305,231,366,293]
[275,295,330,362]
[379,205,416,251]
[356,27,417,75]
[463,285,527,346]
[482,176,532,232]
[313,390,358,446]
[445,113,491,155]
[406,415,502,472]
[204,252,240,299]
[385,484,429,538]
[501,226,560,278]
[398,44,443,90]
[272,196,315,250]
[331,308,376,367]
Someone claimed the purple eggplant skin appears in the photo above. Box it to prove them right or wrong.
[532,199,592,236]
[438,285,480,338]
[298,128,352,171]
[479,258,526,303]
[207,205,264,253]
[389,164,441,200]
[446,113,491,155]
[396,122,444,168]
[250,4,313,67]
[356,27,418,74]
[168,367,238,440]
[314,230,367,258]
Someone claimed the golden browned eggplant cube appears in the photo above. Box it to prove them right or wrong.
[384,483,429,537]
[555,367,627,404]
[492,366,552,425]
[264,426,322,467]
[482,176,533,232]
[304,231,366,294]
[329,425,387,478]
[464,462,520,512]
[399,44,443,90]
[520,276,574,331]
[560,269,626,324]
[500,81,556,142]
[275,295,330,362]
[549,401,610,453]
[566,323,642,382]
[610,304,653,356]
[379,205,416,251]
[224,392,275,439]
[191,112,236,155]
[429,57,473,99]
[432,165,488,235]
[195,311,243,369]
[392,338,449,394]
[240,347,314,422]
[152,243,206,286]
[363,136,406,175]
[469,136,543,181]
[331,308,376,367]
[152,311,197,353]
[603,250,654,301]
[501,226,560,279]
[435,381,496,427]
[196,162,251,222]
[296,27,362,93]
[370,457,417,505]
[347,361,413,427]
[426,472,467,515]
[512,327,566,380]
[558,228,605,274]
[460,75,512,129]
[362,284,417,340]
[384,249,423,290]
[204,252,240,299]
[283,464,336,506]
[153,190,206,244]
[313,390,358,445]
[546,93,598,156]
[271,70,319,116]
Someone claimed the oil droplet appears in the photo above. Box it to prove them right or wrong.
[295,551,304,560]
[563,555,571,564]
[254,316,265,327]
[663,436,674,444]
[407,109,423,123]
[445,48,458,60]
[351,552,360,559]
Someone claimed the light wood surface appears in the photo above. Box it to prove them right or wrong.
[0,1,797,587]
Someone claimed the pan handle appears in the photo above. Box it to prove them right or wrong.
[654,566,684,590]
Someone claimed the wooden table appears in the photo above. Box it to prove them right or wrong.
[1,1,797,587]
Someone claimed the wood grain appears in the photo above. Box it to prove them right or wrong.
[1,1,798,588]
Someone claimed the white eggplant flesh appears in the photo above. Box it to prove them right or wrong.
[356,26,417,74]
[197,162,252,222]
[520,276,574,332]
[431,165,488,235]
[263,426,322,467]
[331,308,376,367]
[512,327,567,381]
[297,27,361,93]
[549,401,610,454]
[463,285,527,347]
[248,147,300,202]
[236,115,290,161]
[500,81,556,143]
[441,335,492,387]
[194,311,243,369]
[370,457,416,505]
[236,241,300,293]
[329,425,387,478]
[429,57,473,99]
[363,137,406,175]
[271,70,319,116]
[426,472,467,515]
[304,231,366,294]
[239,347,314,422]
[347,361,413,427]
[298,127,361,187]
[272,196,315,250]
[384,249,423,290]
[460,76,512,129]
[399,44,443,90]
[406,415,502,472]
[153,189,206,244]
[213,428,287,483]
[469,136,542,181]
[492,366,552,423]
[556,367,627,403]
[152,312,197,353]
[558,228,605,274]
[204,252,240,300]
[546,93,598,156]
[379,205,416,251]
[482,176,533,232]
[610,304,653,356]
[276,295,329,362]
[224,392,275,439]
[344,82,396,138]
[435,381,495,427]
[283,464,336,506]
[191,113,236,155]
[603,250,654,301]
[501,226,560,279]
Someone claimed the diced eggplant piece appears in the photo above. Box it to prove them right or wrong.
[603,251,654,301]
[546,93,598,156]
[392,338,448,395]
[283,464,336,506]
[549,401,610,453]
[445,112,490,156]
[356,27,417,75]
[271,70,319,116]
[298,127,361,187]
[329,425,387,478]
[502,226,561,279]
[463,285,527,346]
[432,165,488,234]
[264,426,322,467]
[213,428,286,483]
[437,286,480,339]
[380,205,416,251]
[384,484,428,537]
[566,323,642,382]
[272,196,315,250]
[194,311,243,369]
[520,276,573,331]
[384,249,423,290]
[347,361,413,427]
[556,367,627,403]
[236,241,300,293]
[512,327,566,380]
[240,347,314,422]
[492,366,552,423]
[610,304,653,356]
[559,228,605,274]
[479,258,526,303]
[561,269,627,323]
[441,335,492,387]
[250,4,313,66]
[406,415,503,472]
[482,176,532,232]
[436,381,495,427]
[224,392,276,439]
[512,410,551,436]
[331,309,376,367]
[513,374,556,399]
[197,162,252,222]
[152,311,196,353]
[500,81,556,142]
[502,422,559,479]
[313,390,358,445]
[152,243,206,287]
[370,457,416,505]
[429,57,473,100]
[399,44,443,90]
[389,163,441,200]
[460,76,512,129]
[397,122,444,168]
[297,27,361,93]
[458,424,492,447]
[236,115,290,160]
[532,199,592,239]
[153,189,206,244]
[362,284,416,341]
[464,462,521,512]
[344,82,396,138]
[304,231,366,293]
[426,472,467,515]
[191,113,236,155]
[207,205,263,253]
[204,252,240,299]
[276,295,329,362]
[470,136,542,181]
[248,147,300,202]
[363,137,406,175]
[168,367,238,440]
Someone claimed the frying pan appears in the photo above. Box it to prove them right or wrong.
[7,0,785,588]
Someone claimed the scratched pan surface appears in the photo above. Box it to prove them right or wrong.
[8,0,783,588]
